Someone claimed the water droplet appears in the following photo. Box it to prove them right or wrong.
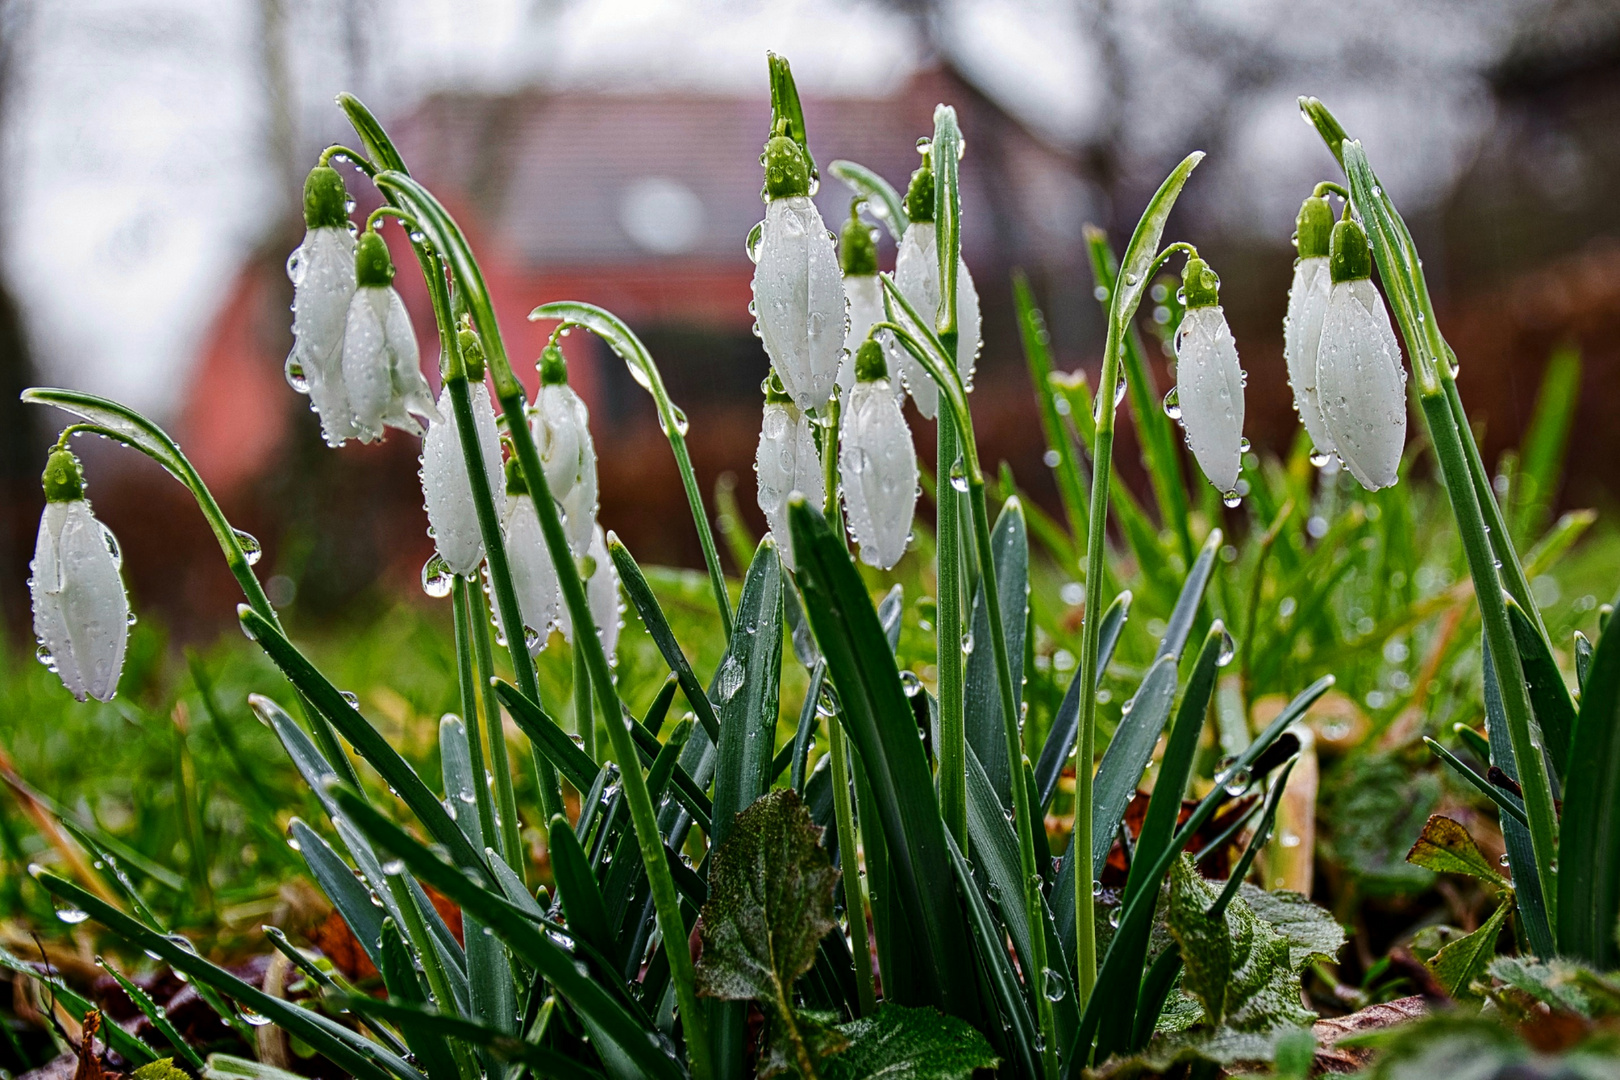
[1499,853,1511,867]
[241,1009,273,1027]
[381,859,406,875]
[1309,448,1331,467]
[900,671,924,698]
[714,655,745,703]
[1042,968,1066,1002]
[1042,449,1060,468]
[127,610,138,626]
[35,643,55,671]
[284,353,309,393]
[949,457,969,493]
[1092,879,1103,898]
[1239,437,1251,453]
[233,529,262,566]
[1093,285,1109,302]
[745,221,764,264]
[1222,766,1251,797]
[341,690,359,707]
[1222,490,1242,509]
[56,908,89,925]
[961,632,975,657]
[986,881,1002,904]
[1123,272,1139,286]
[422,554,453,598]
[1108,908,1122,929]
[1279,831,1301,848]
[1162,387,1181,420]
[1217,629,1236,667]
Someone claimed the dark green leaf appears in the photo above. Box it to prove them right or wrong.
[942,834,1039,1080]
[965,500,1027,798]
[1034,591,1130,809]
[1235,886,1346,972]
[1422,738,1526,828]
[291,820,385,971]
[0,944,157,1066]
[548,815,614,962]
[97,959,206,1069]
[1090,654,1179,877]
[1506,598,1576,784]
[711,539,785,847]
[1406,815,1510,887]
[333,994,605,1080]
[608,538,721,743]
[1156,530,1221,663]
[1427,899,1510,1001]
[1558,585,1620,967]
[696,789,837,1004]
[379,919,461,1080]
[1481,640,1555,956]
[820,1004,998,1080]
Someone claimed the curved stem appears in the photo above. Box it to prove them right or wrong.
[319,144,377,175]
[453,575,501,849]
[1141,242,1197,294]
[1312,180,1349,200]
[364,205,418,234]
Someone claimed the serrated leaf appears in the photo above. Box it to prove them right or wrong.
[1406,815,1510,887]
[1427,898,1510,1001]
[819,1004,998,1080]
[696,789,838,1004]
[1236,884,1346,971]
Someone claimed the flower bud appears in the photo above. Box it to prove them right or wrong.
[531,348,599,557]
[1316,218,1406,490]
[302,166,349,230]
[502,476,562,655]
[890,220,980,418]
[755,375,824,571]
[763,129,812,201]
[839,372,918,570]
[287,212,359,446]
[752,193,845,412]
[420,380,504,576]
[31,450,129,702]
[342,237,439,441]
[1284,195,1336,459]
[903,152,935,224]
[1170,257,1246,495]
[839,199,878,276]
[458,324,486,382]
[559,525,621,663]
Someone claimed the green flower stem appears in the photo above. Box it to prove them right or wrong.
[1420,389,1559,919]
[573,643,596,763]
[819,394,843,532]
[873,288,1056,1077]
[829,720,876,1016]
[469,579,525,879]
[452,575,501,849]
[937,410,967,849]
[530,302,733,641]
[317,144,377,176]
[384,878,479,1080]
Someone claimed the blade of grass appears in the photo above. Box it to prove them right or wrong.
[1511,344,1580,543]
[379,919,464,1080]
[965,499,1028,800]
[1557,584,1620,967]
[97,957,206,1069]
[1421,738,1528,828]
[1507,598,1576,786]
[944,833,1039,1080]
[610,538,722,743]
[828,159,908,240]
[0,944,158,1066]
[334,995,606,1080]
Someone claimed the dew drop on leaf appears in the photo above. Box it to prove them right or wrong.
[233,529,262,566]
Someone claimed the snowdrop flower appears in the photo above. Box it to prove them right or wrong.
[752,123,845,412]
[889,151,981,419]
[1316,218,1407,490]
[501,454,562,654]
[286,166,360,446]
[30,449,129,702]
[755,374,824,571]
[1283,195,1336,460]
[530,342,598,557]
[342,230,439,442]
[419,327,504,576]
[837,200,896,401]
[560,525,622,663]
[1170,256,1246,496]
[840,339,918,570]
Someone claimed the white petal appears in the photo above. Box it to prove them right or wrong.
[420,384,502,576]
[341,287,395,443]
[755,401,825,570]
[889,222,977,418]
[503,494,561,654]
[753,196,845,411]
[560,526,621,662]
[1317,278,1407,490]
[290,227,358,446]
[379,288,437,436]
[1283,256,1334,456]
[839,274,889,397]
[532,384,598,554]
[839,379,918,570]
[32,501,128,701]
[1173,306,1246,494]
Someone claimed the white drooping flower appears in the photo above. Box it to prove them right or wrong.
[560,525,622,663]
[840,340,919,570]
[890,220,980,420]
[1283,195,1336,460]
[1316,219,1407,491]
[342,231,440,442]
[752,129,845,412]
[755,377,825,571]
[30,449,129,702]
[286,166,360,447]
[836,201,900,401]
[1170,257,1246,495]
[530,343,598,557]
[419,345,504,576]
[502,472,562,655]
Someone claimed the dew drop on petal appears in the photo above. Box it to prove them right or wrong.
[422,554,454,598]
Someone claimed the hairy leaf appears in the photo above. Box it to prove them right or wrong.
[1405,815,1510,887]
[819,1004,998,1080]
[1236,884,1346,971]
[696,789,838,1005]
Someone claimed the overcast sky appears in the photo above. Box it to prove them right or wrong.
[0,0,1533,418]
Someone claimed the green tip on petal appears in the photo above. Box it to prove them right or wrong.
[41,447,84,503]
[763,132,811,200]
[354,230,395,287]
[1329,218,1372,283]
[854,337,888,382]
[904,152,935,224]
[458,327,486,381]
[1295,195,1334,259]
[840,200,878,276]
[763,370,794,404]
[1181,256,1221,309]
[303,166,349,229]
[539,342,568,386]
[503,450,528,497]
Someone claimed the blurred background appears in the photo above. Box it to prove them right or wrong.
[1,0,1617,638]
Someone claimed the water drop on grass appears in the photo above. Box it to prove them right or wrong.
[56,908,89,925]
[1499,853,1511,867]
[715,655,745,703]
[1222,766,1251,797]
[1108,908,1122,929]
[1217,629,1236,666]
[233,529,262,565]
[1042,968,1067,1002]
